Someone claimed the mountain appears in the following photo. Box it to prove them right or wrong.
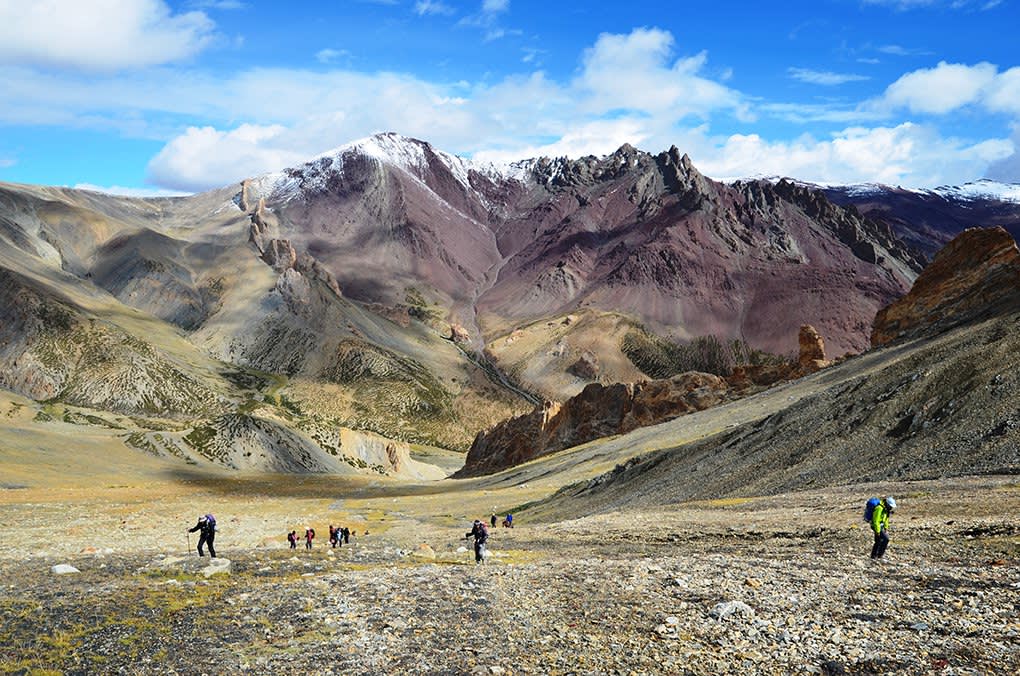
[820,178,1020,260]
[238,134,923,393]
[2,132,1018,474]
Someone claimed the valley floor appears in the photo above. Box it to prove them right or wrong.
[0,475,1017,675]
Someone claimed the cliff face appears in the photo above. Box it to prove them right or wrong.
[455,372,731,478]
[872,227,1020,347]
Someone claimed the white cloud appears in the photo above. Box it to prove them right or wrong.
[0,0,216,71]
[147,124,309,192]
[415,1,455,16]
[0,157,15,169]
[72,182,191,197]
[864,0,999,8]
[189,0,246,9]
[879,61,997,114]
[985,125,1020,182]
[316,48,349,64]
[482,0,509,12]
[983,66,1020,115]
[788,68,870,86]
[694,123,1011,187]
[576,29,746,120]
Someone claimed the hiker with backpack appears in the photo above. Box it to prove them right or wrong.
[305,527,315,549]
[465,519,489,564]
[329,525,337,548]
[342,526,350,545]
[287,530,297,549]
[188,514,217,558]
[865,496,897,559]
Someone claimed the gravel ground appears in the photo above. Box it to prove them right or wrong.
[1,478,1017,675]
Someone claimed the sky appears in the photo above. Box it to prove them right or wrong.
[0,0,1018,195]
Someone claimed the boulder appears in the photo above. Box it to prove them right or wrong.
[51,564,80,575]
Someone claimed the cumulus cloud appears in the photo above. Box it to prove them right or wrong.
[576,29,746,120]
[141,28,751,190]
[147,124,311,192]
[0,0,216,71]
[693,123,1011,187]
[879,61,998,114]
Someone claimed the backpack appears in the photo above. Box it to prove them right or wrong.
[863,498,881,523]
[477,522,488,538]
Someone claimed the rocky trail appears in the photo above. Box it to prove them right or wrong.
[1,477,1017,675]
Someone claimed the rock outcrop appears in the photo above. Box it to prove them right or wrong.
[448,324,470,344]
[871,227,1020,346]
[455,372,730,477]
[797,325,829,373]
[567,352,599,380]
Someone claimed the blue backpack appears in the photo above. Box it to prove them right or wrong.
[863,498,881,523]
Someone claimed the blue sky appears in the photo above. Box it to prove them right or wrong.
[0,0,1018,194]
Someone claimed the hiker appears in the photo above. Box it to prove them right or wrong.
[305,527,315,549]
[870,496,897,559]
[329,525,337,548]
[342,527,350,545]
[503,513,513,528]
[465,519,489,564]
[490,512,497,528]
[287,530,297,549]
[188,514,216,558]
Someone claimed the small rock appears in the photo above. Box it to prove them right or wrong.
[910,622,929,632]
[744,577,763,588]
[203,558,232,578]
[710,601,755,620]
[51,564,80,575]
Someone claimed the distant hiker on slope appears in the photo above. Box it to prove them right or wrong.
[305,527,315,549]
[287,530,297,549]
[490,512,497,529]
[329,525,337,548]
[342,526,350,545]
[465,519,489,564]
[869,496,897,560]
[188,514,216,558]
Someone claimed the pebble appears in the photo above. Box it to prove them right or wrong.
[51,564,80,575]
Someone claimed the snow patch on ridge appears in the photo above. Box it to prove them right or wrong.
[240,132,529,206]
[930,179,1020,204]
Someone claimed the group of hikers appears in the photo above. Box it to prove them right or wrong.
[287,525,353,549]
[185,499,896,564]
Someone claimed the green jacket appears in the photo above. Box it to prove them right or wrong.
[871,502,890,534]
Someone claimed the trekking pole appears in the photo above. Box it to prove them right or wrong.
[187,531,191,556]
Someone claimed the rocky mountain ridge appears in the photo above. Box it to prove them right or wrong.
[1,133,1019,475]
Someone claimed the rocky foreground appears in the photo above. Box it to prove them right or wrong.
[1,477,1017,675]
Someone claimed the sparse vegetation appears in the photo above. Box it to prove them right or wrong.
[622,327,789,378]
